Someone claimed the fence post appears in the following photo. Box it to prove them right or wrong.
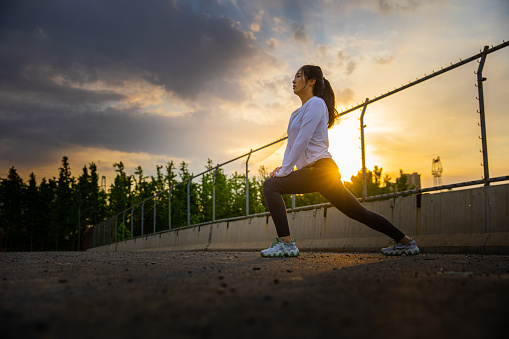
[141,201,145,236]
[122,210,126,240]
[292,194,296,219]
[115,215,118,242]
[153,196,157,233]
[213,166,218,221]
[476,45,490,186]
[168,187,172,230]
[360,98,369,201]
[131,206,134,238]
[187,179,191,226]
[246,150,252,216]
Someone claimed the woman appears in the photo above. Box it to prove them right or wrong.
[261,65,419,257]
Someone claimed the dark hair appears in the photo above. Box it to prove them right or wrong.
[300,65,338,128]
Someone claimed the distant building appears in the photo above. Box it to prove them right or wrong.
[405,172,421,189]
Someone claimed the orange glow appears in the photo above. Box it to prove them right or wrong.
[328,114,364,180]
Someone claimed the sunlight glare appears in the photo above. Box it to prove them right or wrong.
[328,115,363,180]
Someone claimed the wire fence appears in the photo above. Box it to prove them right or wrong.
[88,41,509,249]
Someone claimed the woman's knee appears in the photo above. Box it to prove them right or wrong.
[263,177,277,194]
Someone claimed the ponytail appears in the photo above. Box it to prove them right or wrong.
[300,65,338,128]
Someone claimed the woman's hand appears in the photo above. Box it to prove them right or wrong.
[270,166,282,177]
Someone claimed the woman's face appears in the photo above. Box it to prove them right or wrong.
[292,69,306,94]
[292,68,313,96]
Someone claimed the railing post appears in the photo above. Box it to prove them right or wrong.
[476,45,490,186]
[141,201,145,236]
[360,98,369,201]
[100,223,106,244]
[102,220,105,245]
[213,166,218,221]
[122,210,126,240]
[187,179,191,226]
[153,196,157,233]
[246,150,252,216]
[115,215,118,242]
[131,206,134,238]
[292,193,296,219]
[168,186,172,230]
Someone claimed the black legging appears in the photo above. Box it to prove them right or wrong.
[263,157,405,241]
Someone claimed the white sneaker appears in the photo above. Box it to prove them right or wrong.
[381,239,420,256]
[261,237,300,257]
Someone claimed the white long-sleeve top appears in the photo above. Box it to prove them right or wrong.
[276,96,332,177]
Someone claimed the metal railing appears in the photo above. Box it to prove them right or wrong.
[88,41,509,249]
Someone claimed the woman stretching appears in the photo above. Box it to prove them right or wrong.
[261,65,419,257]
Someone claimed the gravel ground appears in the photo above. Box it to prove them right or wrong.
[1,251,508,339]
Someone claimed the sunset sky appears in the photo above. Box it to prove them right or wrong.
[1,0,508,189]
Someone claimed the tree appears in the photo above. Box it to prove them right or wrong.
[211,164,229,220]
[170,161,199,227]
[0,167,27,251]
[75,163,107,250]
[198,159,215,223]
[394,169,410,192]
[25,173,39,251]
[150,165,167,232]
[249,165,270,214]
[344,166,392,198]
[39,177,58,250]
[226,171,246,218]
[56,156,76,250]
[88,163,107,226]
[109,162,133,214]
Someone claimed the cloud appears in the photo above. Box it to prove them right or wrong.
[292,24,308,43]
[0,0,260,100]
[251,22,261,32]
[0,0,280,179]
[272,17,286,33]
[251,9,264,33]
[377,0,421,14]
[336,50,357,75]
[334,88,355,106]
[374,56,395,65]
[267,37,280,48]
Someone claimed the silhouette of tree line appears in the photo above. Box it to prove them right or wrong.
[0,156,412,252]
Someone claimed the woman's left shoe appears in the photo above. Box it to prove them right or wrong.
[261,237,300,257]
[381,239,420,256]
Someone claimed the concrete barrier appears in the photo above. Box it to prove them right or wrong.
[88,183,509,254]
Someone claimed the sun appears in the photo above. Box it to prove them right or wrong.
[328,110,391,182]
[328,115,363,181]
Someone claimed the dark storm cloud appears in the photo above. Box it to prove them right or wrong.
[0,0,264,171]
[1,101,191,157]
[0,0,256,99]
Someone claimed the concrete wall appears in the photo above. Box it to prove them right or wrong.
[88,183,509,254]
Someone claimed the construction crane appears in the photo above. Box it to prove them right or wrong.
[431,157,443,187]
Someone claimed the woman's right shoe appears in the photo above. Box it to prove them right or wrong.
[261,237,300,257]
